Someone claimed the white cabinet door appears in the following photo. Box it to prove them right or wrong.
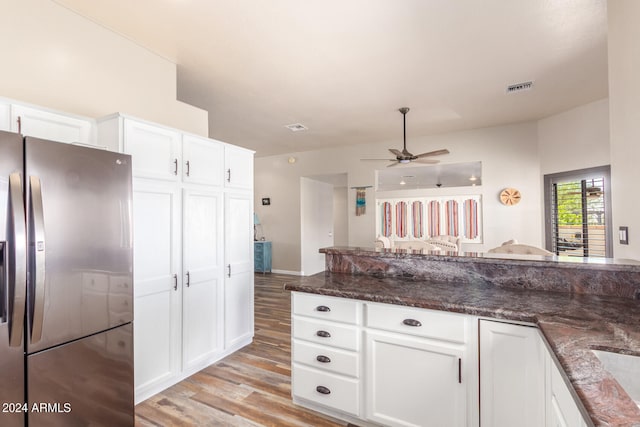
[366,331,467,427]
[546,351,589,427]
[0,101,11,131]
[224,145,254,190]
[480,320,545,427]
[224,192,254,349]
[182,135,224,187]
[182,188,223,370]
[11,104,94,144]
[124,119,181,181]
[132,182,182,401]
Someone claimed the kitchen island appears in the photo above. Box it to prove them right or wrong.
[285,247,640,427]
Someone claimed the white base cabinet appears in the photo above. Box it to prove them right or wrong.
[292,294,592,427]
[291,293,478,427]
[479,319,546,427]
[545,350,590,427]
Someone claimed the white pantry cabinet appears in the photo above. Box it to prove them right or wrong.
[0,97,95,145]
[479,319,546,427]
[101,114,254,403]
[224,191,255,350]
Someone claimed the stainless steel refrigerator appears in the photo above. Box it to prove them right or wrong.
[0,130,134,426]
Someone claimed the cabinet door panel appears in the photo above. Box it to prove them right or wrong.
[480,320,544,427]
[225,192,253,274]
[183,189,223,369]
[366,331,466,427]
[183,135,223,186]
[132,182,181,401]
[224,145,253,189]
[224,270,254,349]
[224,191,254,349]
[11,104,93,144]
[124,119,181,181]
[0,102,11,131]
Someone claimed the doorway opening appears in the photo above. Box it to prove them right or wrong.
[544,166,612,258]
[300,173,348,276]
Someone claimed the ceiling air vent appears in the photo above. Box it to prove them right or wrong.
[506,81,534,94]
[285,123,308,132]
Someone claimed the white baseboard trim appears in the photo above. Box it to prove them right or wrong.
[271,269,304,276]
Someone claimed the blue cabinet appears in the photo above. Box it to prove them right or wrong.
[254,241,272,273]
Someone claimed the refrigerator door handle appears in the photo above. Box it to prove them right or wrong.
[29,175,46,343]
[8,173,26,347]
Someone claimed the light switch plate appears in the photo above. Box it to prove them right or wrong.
[619,226,629,245]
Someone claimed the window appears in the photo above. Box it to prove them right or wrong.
[544,166,612,258]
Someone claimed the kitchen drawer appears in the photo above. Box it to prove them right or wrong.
[109,294,132,312]
[293,364,359,417]
[293,317,359,351]
[293,292,360,325]
[82,271,109,293]
[365,302,468,344]
[109,275,132,295]
[293,339,359,378]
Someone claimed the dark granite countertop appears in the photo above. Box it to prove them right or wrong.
[284,271,640,427]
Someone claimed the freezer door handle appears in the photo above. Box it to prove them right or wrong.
[29,175,46,343]
[7,173,26,347]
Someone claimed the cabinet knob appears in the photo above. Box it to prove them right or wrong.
[185,160,190,177]
[316,305,331,312]
[316,330,331,338]
[402,318,422,327]
[173,274,178,291]
[315,385,331,395]
[173,158,178,175]
[316,355,331,363]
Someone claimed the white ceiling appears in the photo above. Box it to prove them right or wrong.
[54,0,608,157]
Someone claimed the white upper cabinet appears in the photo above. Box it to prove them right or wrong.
[182,134,224,187]
[123,119,182,181]
[224,144,254,190]
[98,115,230,185]
[0,101,11,132]
[3,102,95,145]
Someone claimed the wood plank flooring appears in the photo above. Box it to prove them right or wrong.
[135,273,352,427]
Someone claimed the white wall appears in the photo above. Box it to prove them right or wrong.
[255,121,543,271]
[608,0,640,260]
[538,99,610,175]
[0,0,207,135]
[333,187,349,247]
[300,178,334,276]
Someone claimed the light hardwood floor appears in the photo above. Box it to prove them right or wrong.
[135,273,352,427]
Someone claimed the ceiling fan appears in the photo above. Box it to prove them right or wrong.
[361,107,450,167]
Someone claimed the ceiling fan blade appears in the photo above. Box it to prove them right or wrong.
[413,158,440,164]
[360,158,396,161]
[386,161,402,168]
[389,148,403,157]
[415,149,450,158]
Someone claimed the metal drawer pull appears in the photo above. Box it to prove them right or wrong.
[316,386,331,395]
[316,305,331,312]
[316,330,331,338]
[316,355,331,363]
[403,318,422,327]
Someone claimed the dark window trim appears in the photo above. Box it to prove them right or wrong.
[543,165,613,258]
